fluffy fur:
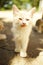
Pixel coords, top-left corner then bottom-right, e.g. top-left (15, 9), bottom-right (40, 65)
top-left (12, 5), bottom-right (36, 57)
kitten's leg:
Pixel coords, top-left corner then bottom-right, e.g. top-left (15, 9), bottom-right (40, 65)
top-left (20, 38), bottom-right (29, 57)
top-left (15, 39), bottom-right (21, 52)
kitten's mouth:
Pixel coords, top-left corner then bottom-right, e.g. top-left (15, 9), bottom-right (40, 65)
top-left (21, 23), bottom-right (26, 27)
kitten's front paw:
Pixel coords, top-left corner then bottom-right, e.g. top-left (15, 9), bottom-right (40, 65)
top-left (20, 51), bottom-right (27, 57)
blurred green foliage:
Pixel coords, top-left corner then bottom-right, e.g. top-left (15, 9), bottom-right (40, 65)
top-left (13, 0), bottom-right (30, 9)
top-left (29, 0), bottom-right (40, 7)
top-left (0, 0), bottom-right (40, 10)
top-left (0, 0), bottom-right (13, 10)
top-left (13, 0), bottom-right (40, 9)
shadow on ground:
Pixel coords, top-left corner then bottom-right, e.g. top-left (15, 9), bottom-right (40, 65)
top-left (27, 29), bottom-right (43, 58)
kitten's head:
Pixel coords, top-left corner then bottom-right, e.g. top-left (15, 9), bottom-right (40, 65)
top-left (13, 5), bottom-right (36, 27)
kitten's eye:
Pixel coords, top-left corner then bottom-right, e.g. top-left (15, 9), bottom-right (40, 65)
top-left (26, 19), bottom-right (29, 21)
top-left (19, 18), bottom-right (22, 20)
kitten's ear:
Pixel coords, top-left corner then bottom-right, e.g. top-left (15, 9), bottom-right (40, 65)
top-left (29, 7), bottom-right (36, 17)
top-left (12, 5), bottom-right (19, 15)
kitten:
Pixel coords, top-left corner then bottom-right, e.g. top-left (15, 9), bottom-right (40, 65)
top-left (12, 5), bottom-right (36, 57)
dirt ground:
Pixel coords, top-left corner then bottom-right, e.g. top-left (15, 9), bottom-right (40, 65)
top-left (0, 11), bottom-right (43, 65)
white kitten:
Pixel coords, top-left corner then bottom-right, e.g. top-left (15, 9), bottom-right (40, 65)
top-left (12, 5), bottom-right (36, 57)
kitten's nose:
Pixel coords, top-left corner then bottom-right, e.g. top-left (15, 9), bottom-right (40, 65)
top-left (21, 23), bottom-right (26, 27)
